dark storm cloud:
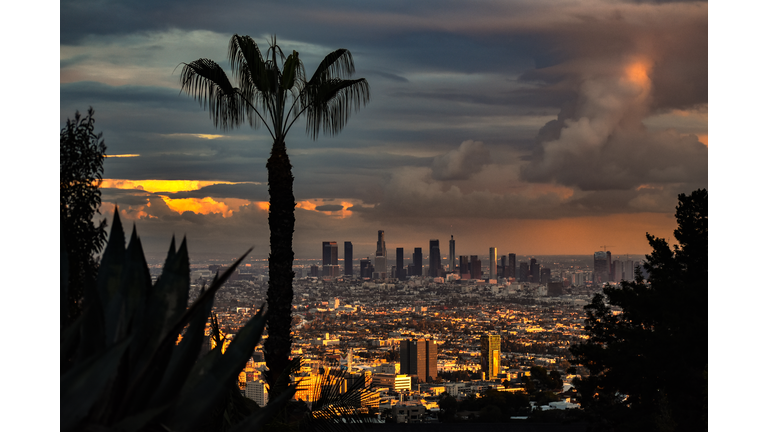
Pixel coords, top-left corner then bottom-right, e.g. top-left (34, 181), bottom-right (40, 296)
top-left (516, 4), bottom-right (707, 192)
top-left (167, 183), bottom-right (267, 201)
top-left (362, 70), bottom-right (409, 83)
top-left (63, 0), bottom-right (707, 257)
top-left (60, 81), bottom-right (195, 112)
top-left (432, 141), bottom-right (490, 181)
top-left (100, 188), bottom-right (155, 206)
top-left (315, 205), bottom-right (344, 212)
top-left (104, 155), bottom-right (267, 182)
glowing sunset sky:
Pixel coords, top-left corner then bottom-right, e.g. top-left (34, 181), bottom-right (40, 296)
top-left (60, 0), bottom-right (708, 260)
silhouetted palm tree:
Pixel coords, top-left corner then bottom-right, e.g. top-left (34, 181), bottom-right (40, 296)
top-left (180, 35), bottom-right (370, 395)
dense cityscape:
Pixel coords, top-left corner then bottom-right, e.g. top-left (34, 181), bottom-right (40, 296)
top-left (161, 230), bottom-right (647, 423)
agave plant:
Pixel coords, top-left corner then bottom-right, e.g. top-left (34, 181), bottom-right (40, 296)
top-left (60, 209), bottom-right (294, 432)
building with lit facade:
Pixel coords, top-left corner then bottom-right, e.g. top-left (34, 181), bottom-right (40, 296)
top-left (480, 334), bottom-right (501, 380)
top-left (489, 247), bottom-right (497, 280)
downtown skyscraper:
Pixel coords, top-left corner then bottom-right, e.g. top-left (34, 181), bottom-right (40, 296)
top-left (375, 230), bottom-right (387, 278)
top-left (489, 247), bottom-right (497, 280)
top-left (344, 241), bottom-right (353, 276)
top-left (449, 235), bottom-right (456, 273)
top-left (396, 247), bottom-right (406, 281)
top-left (411, 247), bottom-right (423, 276)
top-left (429, 239), bottom-right (441, 277)
top-left (322, 241), bottom-right (339, 277)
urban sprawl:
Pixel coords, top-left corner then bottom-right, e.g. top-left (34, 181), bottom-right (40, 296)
top-left (159, 231), bottom-right (645, 423)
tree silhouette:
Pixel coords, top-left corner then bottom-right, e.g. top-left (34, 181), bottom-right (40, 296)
top-left (570, 189), bottom-right (707, 431)
top-left (179, 35), bottom-right (369, 395)
top-left (60, 107), bottom-right (107, 326)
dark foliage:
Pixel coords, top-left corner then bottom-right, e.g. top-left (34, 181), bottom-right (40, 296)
top-left (456, 389), bottom-right (532, 421)
top-left (61, 209), bottom-right (294, 431)
top-left (570, 189), bottom-right (707, 431)
top-left (60, 107), bottom-right (107, 325)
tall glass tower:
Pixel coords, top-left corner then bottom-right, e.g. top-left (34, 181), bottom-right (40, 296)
top-left (429, 239), bottom-right (441, 277)
top-left (375, 230), bottom-right (387, 278)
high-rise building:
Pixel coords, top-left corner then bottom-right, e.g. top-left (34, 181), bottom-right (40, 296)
top-left (500, 255), bottom-right (507, 279)
top-left (449, 235), bottom-right (456, 273)
top-left (540, 267), bottom-right (551, 283)
top-left (322, 241), bottom-right (338, 266)
top-left (429, 240), bottom-right (441, 277)
top-left (594, 251), bottom-right (611, 284)
top-left (489, 247), bottom-right (497, 280)
top-left (459, 256), bottom-right (469, 277)
top-left (508, 254), bottom-right (516, 279)
top-left (470, 255), bottom-right (481, 279)
top-left (617, 258), bottom-right (635, 281)
top-left (344, 241), bottom-right (353, 276)
top-left (360, 258), bottom-right (372, 279)
top-left (396, 247), bottom-right (406, 281)
top-left (530, 258), bottom-right (539, 283)
top-left (412, 248), bottom-right (423, 276)
top-left (322, 241), bottom-right (339, 277)
top-left (374, 231), bottom-right (387, 278)
top-left (399, 339), bottom-right (438, 383)
top-left (519, 262), bottom-right (529, 282)
top-left (480, 334), bottom-right (501, 380)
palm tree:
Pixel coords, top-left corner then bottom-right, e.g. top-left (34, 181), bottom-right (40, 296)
top-left (179, 34), bottom-right (370, 395)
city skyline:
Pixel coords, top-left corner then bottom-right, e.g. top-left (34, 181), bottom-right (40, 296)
top-left (60, 1), bottom-right (707, 260)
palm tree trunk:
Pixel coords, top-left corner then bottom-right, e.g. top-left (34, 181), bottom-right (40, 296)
top-left (264, 137), bottom-right (295, 396)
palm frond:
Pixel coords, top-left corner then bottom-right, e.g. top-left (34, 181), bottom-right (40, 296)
top-left (304, 78), bottom-right (370, 139)
top-left (228, 35), bottom-right (270, 96)
top-left (308, 49), bottom-right (356, 84)
top-left (303, 367), bottom-right (377, 432)
top-left (179, 59), bottom-right (245, 130)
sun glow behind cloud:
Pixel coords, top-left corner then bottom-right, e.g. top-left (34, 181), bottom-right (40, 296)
top-left (101, 179), bottom-right (251, 193)
top-left (159, 196), bottom-right (250, 218)
top-left (102, 179), bottom-right (360, 219)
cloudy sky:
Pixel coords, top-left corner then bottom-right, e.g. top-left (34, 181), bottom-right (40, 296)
top-left (60, 0), bottom-right (708, 261)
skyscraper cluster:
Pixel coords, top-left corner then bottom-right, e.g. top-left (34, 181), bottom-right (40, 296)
top-left (318, 230), bottom-right (533, 283)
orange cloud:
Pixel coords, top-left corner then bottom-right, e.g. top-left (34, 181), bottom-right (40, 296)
top-left (296, 201), bottom-right (317, 211)
top-left (624, 59), bottom-right (652, 92)
top-left (160, 196), bottom-right (235, 217)
top-left (101, 179), bottom-right (246, 193)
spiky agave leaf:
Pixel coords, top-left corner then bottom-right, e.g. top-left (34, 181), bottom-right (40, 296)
top-left (116, 247), bottom-right (253, 423)
top-left (61, 337), bottom-right (132, 432)
top-left (164, 304), bottom-right (269, 431)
